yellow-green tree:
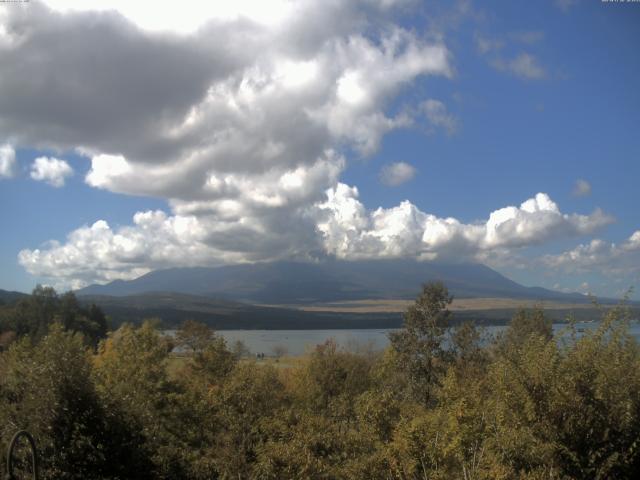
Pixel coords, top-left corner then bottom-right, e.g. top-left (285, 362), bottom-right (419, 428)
top-left (0, 324), bottom-right (141, 480)
top-left (389, 281), bottom-right (452, 406)
top-left (93, 321), bottom-right (183, 479)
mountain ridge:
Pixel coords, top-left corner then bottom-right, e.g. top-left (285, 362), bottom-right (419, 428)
top-left (0, 289), bottom-right (29, 305)
top-left (76, 259), bottom-right (590, 304)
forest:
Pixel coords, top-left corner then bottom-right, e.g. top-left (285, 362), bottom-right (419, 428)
top-left (0, 283), bottom-right (639, 479)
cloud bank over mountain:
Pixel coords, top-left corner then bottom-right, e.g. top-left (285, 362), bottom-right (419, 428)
top-left (1, 1), bottom-right (621, 289)
top-left (19, 188), bottom-right (613, 289)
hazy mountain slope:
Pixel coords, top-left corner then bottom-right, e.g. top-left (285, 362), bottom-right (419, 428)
top-left (0, 289), bottom-right (29, 305)
top-left (77, 260), bottom-right (588, 304)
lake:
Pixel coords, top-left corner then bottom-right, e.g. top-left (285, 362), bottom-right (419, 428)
top-left (167, 321), bottom-right (640, 357)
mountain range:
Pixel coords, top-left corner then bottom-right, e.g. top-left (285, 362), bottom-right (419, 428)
top-left (77, 259), bottom-right (588, 304)
top-left (3, 261), bottom-right (631, 329)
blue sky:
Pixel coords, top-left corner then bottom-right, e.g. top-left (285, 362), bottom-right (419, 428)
top-left (0, 0), bottom-right (639, 299)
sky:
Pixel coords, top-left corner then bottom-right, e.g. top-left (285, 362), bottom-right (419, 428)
top-left (0, 0), bottom-right (639, 299)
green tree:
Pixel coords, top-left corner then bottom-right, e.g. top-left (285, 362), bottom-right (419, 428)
top-left (231, 339), bottom-right (251, 359)
top-left (187, 335), bottom-right (236, 386)
top-left (496, 306), bottom-right (552, 353)
top-left (389, 281), bottom-right (453, 406)
top-left (12, 285), bottom-right (59, 341)
top-left (93, 321), bottom-right (184, 478)
top-left (0, 287), bottom-right (108, 347)
top-left (450, 321), bottom-right (488, 382)
top-left (0, 324), bottom-right (145, 480)
top-left (292, 339), bottom-right (373, 420)
top-left (175, 319), bottom-right (213, 354)
top-left (58, 292), bottom-right (108, 347)
top-left (214, 362), bottom-right (286, 478)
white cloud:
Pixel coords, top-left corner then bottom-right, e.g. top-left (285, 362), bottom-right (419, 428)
top-left (627, 231), bottom-right (640, 250)
top-left (316, 188), bottom-right (613, 262)
top-left (573, 178), bottom-right (591, 197)
top-left (30, 156), bottom-right (73, 187)
top-left (40, 0), bottom-right (366, 34)
top-left (19, 215), bottom-right (214, 289)
top-left (542, 230), bottom-right (640, 278)
top-left (492, 53), bottom-right (546, 80)
top-left (0, 1), bottom-right (451, 168)
top-left (3, 1), bottom-right (456, 284)
top-left (19, 188), bottom-right (615, 288)
top-left (0, 144), bottom-right (16, 178)
top-left (379, 162), bottom-right (416, 186)
top-left (420, 99), bottom-right (458, 135)
top-left (3, 1), bottom-right (617, 289)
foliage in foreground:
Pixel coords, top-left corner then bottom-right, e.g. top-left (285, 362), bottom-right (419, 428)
top-left (1, 283), bottom-right (639, 479)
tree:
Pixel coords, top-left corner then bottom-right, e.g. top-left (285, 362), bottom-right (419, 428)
top-left (0, 288), bottom-right (108, 347)
top-left (0, 324), bottom-right (143, 480)
top-left (292, 339), bottom-right (373, 417)
top-left (175, 319), bottom-right (214, 354)
top-left (450, 321), bottom-right (488, 381)
top-left (231, 339), bottom-right (251, 359)
top-left (188, 335), bottom-right (237, 385)
top-left (93, 321), bottom-right (181, 478)
top-left (58, 293), bottom-right (109, 348)
top-left (389, 281), bottom-right (452, 406)
top-left (499, 306), bottom-right (552, 348)
top-left (11, 285), bottom-right (59, 341)
top-left (214, 363), bottom-right (286, 478)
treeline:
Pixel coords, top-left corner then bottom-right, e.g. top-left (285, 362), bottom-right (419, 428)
top-left (0, 285), bottom-right (108, 348)
top-left (1, 283), bottom-right (640, 479)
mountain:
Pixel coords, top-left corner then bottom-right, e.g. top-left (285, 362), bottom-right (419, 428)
top-left (77, 259), bottom-right (588, 304)
top-left (0, 289), bottom-right (29, 305)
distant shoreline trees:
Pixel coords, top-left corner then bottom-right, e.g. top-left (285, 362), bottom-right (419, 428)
top-left (0, 285), bottom-right (108, 349)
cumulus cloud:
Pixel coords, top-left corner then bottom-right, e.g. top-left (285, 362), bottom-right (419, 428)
top-left (573, 178), bottom-right (591, 197)
top-left (379, 162), bottom-right (417, 186)
top-left (1, 1), bottom-right (451, 190)
top-left (0, 144), bottom-right (16, 178)
top-left (5, 1), bottom-right (616, 289)
top-left (30, 156), bottom-right (73, 187)
top-left (316, 188), bottom-right (613, 262)
top-left (19, 214), bottom-right (225, 290)
top-left (492, 53), bottom-right (546, 80)
top-left (39, 0), bottom-right (296, 34)
top-left (4, 1), bottom-right (455, 285)
top-left (0, 1), bottom-right (450, 169)
top-left (19, 189), bottom-right (614, 288)
top-left (542, 230), bottom-right (640, 278)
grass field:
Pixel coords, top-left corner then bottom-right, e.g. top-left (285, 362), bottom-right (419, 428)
top-left (262, 297), bottom-right (603, 314)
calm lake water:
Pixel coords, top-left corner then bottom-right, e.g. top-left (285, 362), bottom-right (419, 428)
top-left (167, 321), bottom-right (640, 357)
